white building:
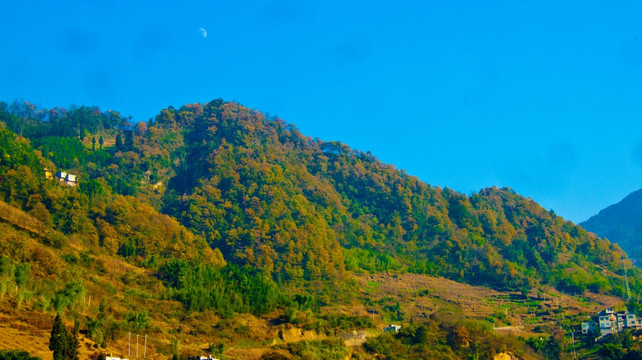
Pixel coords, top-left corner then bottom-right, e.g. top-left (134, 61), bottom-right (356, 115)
top-left (55, 171), bottom-right (78, 186)
top-left (66, 173), bottom-right (77, 186)
top-left (589, 308), bottom-right (640, 337)
top-left (384, 324), bottom-right (402, 333)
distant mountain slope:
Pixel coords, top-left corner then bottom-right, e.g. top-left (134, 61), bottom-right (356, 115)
top-left (581, 189), bottom-right (642, 263)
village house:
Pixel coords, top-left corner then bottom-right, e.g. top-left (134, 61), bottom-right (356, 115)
top-left (55, 171), bottom-right (78, 186)
top-left (66, 173), bottom-right (77, 186)
top-left (384, 324), bottom-right (402, 333)
top-left (581, 321), bottom-right (596, 335)
top-left (582, 307), bottom-right (640, 338)
top-left (186, 355), bottom-right (219, 360)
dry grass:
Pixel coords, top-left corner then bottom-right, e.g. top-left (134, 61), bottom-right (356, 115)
top-left (0, 310), bottom-right (101, 360)
top-left (0, 268), bottom-right (626, 359)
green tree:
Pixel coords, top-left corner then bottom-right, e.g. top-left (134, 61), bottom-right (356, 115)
top-left (0, 350), bottom-right (42, 360)
top-left (545, 332), bottom-right (564, 360)
top-left (98, 135), bottom-right (104, 150)
top-left (69, 321), bottom-right (80, 360)
top-left (13, 263), bottom-right (30, 287)
top-left (92, 136), bottom-right (96, 151)
top-left (115, 133), bottom-right (122, 149)
top-left (600, 343), bottom-right (624, 360)
top-left (49, 314), bottom-right (69, 360)
top-left (124, 130), bottom-right (134, 148)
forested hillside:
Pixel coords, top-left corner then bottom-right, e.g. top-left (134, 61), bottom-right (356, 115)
top-left (0, 99), bottom-right (637, 297)
top-left (0, 99), bottom-right (639, 359)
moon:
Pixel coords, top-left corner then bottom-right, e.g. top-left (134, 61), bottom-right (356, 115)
top-left (199, 27), bottom-right (207, 39)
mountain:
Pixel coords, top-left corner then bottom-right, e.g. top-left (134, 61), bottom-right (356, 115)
top-left (581, 189), bottom-right (642, 263)
top-left (0, 99), bottom-right (637, 296)
top-left (0, 99), bottom-right (638, 359)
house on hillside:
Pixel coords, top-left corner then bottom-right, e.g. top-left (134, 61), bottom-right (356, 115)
top-left (55, 171), bottom-right (78, 186)
top-left (66, 173), bottom-right (77, 186)
top-left (581, 321), bottom-right (596, 335)
top-left (582, 307), bottom-right (640, 338)
top-left (384, 324), bottom-right (402, 333)
top-left (44, 167), bottom-right (53, 180)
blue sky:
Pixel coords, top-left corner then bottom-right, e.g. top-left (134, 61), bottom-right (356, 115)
top-left (1, 1), bottom-right (641, 222)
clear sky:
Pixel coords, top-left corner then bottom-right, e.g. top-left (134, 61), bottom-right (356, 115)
top-left (1, 1), bottom-right (641, 223)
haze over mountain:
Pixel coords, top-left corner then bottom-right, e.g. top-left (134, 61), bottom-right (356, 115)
top-left (581, 189), bottom-right (642, 264)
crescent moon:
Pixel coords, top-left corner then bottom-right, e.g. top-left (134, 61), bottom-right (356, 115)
top-left (199, 27), bottom-right (207, 39)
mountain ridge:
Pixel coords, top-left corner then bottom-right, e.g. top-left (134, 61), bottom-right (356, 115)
top-left (581, 188), bottom-right (642, 263)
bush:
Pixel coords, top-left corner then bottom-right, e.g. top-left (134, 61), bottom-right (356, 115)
top-left (260, 352), bottom-right (288, 360)
top-left (600, 343), bottom-right (624, 360)
top-left (0, 350), bottom-right (41, 360)
top-left (285, 339), bottom-right (347, 360)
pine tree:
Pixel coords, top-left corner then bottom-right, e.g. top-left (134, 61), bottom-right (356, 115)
top-left (115, 133), bottom-right (122, 150)
top-left (67, 320), bottom-right (80, 360)
top-left (99, 135), bottom-right (104, 150)
top-left (49, 314), bottom-right (69, 360)
top-left (124, 130), bottom-right (134, 148)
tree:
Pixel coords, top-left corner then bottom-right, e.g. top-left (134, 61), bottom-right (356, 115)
top-left (623, 350), bottom-right (642, 360)
top-left (92, 137), bottom-right (96, 151)
top-left (545, 331), bottom-right (564, 360)
top-left (448, 325), bottom-right (471, 349)
top-left (13, 263), bottom-right (30, 287)
top-left (48, 315), bottom-right (78, 360)
top-left (98, 135), bottom-right (104, 150)
top-left (69, 321), bottom-right (80, 360)
top-left (124, 130), bottom-right (134, 148)
top-left (115, 133), bottom-right (122, 150)
top-left (0, 350), bottom-right (42, 360)
top-left (600, 343), bottom-right (624, 360)
top-left (49, 314), bottom-right (69, 360)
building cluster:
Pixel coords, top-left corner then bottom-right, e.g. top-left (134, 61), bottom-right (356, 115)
top-left (582, 307), bottom-right (640, 338)
top-left (44, 168), bottom-right (77, 186)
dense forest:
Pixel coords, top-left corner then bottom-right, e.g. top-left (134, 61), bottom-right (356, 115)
top-left (0, 99), bottom-right (639, 359)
